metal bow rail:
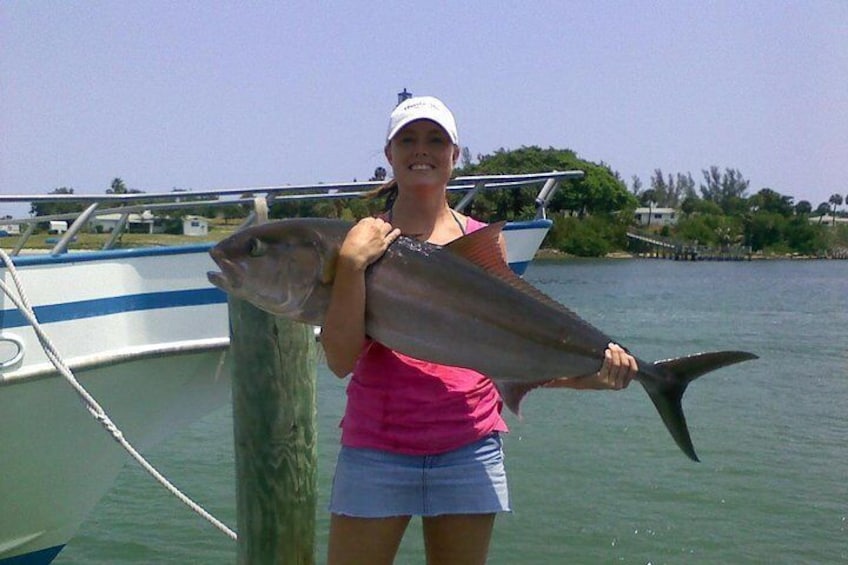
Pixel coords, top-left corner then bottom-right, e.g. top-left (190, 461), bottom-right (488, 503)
top-left (0, 171), bottom-right (584, 256)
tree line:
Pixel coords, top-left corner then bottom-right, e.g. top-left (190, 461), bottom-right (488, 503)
top-left (628, 165), bottom-right (847, 256)
top-left (30, 178), bottom-right (248, 234)
top-left (455, 147), bottom-right (847, 257)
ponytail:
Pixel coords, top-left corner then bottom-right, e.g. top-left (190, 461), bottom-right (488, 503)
top-left (363, 178), bottom-right (399, 212)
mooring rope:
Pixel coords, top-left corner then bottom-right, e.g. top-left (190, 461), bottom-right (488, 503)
top-left (0, 248), bottom-right (237, 541)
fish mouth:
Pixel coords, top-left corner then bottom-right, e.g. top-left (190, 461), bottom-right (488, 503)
top-left (207, 253), bottom-right (244, 291)
top-left (207, 270), bottom-right (232, 291)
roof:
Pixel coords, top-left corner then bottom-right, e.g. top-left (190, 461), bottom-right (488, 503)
top-left (634, 207), bottom-right (677, 214)
top-left (93, 211), bottom-right (155, 222)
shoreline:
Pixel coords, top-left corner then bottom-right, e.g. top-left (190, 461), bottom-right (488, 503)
top-left (5, 245), bottom-right (845, 262)
top-left (534, 248), bottom-right (847, 261)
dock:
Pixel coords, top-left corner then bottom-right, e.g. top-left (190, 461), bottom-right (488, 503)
top-left (626, 232), bottom-right (752, 261)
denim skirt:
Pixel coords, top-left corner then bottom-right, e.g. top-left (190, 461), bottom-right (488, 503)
top-left (329, 433), bottom-right (510, 517)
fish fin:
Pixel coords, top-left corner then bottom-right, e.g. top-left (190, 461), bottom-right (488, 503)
top-left (496, 379), bottom-right (553, 418)
top-left (645, 350), bottom-right (758, 462)
top-left (321, 249), bottom-right (339, 285)
top-left (445, 221), bottom-right (514, 278)
top-left (445, 222), bottom-right (585, 317)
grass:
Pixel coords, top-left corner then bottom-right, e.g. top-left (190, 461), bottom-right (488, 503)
top-left (0, 222), bottom-right (242, 252)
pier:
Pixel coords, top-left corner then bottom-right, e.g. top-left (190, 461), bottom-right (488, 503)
top-left (626, 232), bottom-right (752, 261)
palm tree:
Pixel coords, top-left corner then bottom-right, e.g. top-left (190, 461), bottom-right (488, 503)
top-left (815, 202), bottom-right (830, 224)
top-left (108, 178), bottom-right (128, 194)
top-left (640, 189), bottom-right (657, 228)
top-left (794, 200), bottom-right (812, 216)
top-left (829, 193), bottom-right (844, 225)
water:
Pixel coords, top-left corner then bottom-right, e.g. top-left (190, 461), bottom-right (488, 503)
top-left (55, 259), bottom-right (848, 564)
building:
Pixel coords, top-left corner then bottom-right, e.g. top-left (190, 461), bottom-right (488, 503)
top-left (634, 207), bottom-right (677, 227)
top-left (0, 223), bottom-right (21, 236)
top-left (183, 216), bottom-right (209, 237)
top-left (49, 221), bottom-right (68, 234)
top-left (89, 211), bottom-right (158, 234)
top-left (809, 215), bottom-right (848, 226)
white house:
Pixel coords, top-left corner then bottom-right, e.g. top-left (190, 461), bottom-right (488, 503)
top-left (90, 214), bottom-right (125, 233)
top-left (0, 223), bottom-right (21, 236)
top-left (183, 216), bottom-right (209, 237)
top-left (49, 221), bottom-right (68, 234)
top-left (90, 211), bottom-right (156, 234)
top-left (634, 207), bottom-right (678, 227)
top-left (809, 215), bottom-right (848, 225)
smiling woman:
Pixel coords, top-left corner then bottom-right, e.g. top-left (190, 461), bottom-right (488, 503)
top-left (318, 96), bottom-right (513, 565)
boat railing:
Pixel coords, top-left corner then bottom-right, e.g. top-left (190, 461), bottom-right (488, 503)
top-left (0, 170), bottom-right (584, 256)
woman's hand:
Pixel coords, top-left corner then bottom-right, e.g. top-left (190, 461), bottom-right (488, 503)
top-left (595, 342), bottom-right (638, 390)
top-left (339, 217), bottom-right (402, 271)
top-left (542, 342), bottom-right (638, 390)
top-left (321, 217), bottom-right (401, 378)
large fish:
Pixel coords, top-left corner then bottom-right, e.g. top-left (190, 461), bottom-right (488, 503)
top-left (208, 218), bottom-right (757, 461)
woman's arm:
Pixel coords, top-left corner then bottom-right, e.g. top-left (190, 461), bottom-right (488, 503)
top-left (320, 217), bottom-right (400, 378)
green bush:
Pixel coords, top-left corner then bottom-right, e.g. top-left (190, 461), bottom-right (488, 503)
top-left (548, 215), bottom-right (613, 257)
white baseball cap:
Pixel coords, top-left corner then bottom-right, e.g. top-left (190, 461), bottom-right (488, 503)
top-left (386, 96), bottom-right (459, 145)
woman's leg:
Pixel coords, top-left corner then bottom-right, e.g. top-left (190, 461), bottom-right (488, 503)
top-left (422, 513), bottom-right (496, 565)
top-left (327, 514), bottom-right (411, 565)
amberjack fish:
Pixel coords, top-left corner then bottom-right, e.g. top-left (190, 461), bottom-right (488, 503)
top-left (208, 218), bottom-right (757, 461)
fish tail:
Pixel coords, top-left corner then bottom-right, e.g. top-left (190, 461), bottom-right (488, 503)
top-left (645, 350), bottom-right (758, 462)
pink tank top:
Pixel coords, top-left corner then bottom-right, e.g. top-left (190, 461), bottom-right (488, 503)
top-left (339, 216), bottom-right (508, 455)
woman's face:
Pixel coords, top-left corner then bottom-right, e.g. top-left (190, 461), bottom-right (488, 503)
top-left (385, 119), bottom-right (459, 191)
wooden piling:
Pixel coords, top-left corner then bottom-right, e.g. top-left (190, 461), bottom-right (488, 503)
top-left (229, 297), bottom-right (317, 565)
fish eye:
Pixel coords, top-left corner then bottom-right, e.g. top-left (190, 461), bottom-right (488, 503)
top-left (248, 238), bottom-right (267, 257)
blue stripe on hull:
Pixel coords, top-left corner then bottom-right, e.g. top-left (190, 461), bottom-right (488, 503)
top-left (509, 260), bottom-right (531, 276)
top-left (501, 218), bottom-right (552, 231)
top-left (0, 288), bottom-right (227, 329)
top-left (0, 546), bottom-right (64, 565)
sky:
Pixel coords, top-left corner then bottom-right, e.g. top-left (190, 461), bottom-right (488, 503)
top-left (2, 1), bottom-right (846, 218)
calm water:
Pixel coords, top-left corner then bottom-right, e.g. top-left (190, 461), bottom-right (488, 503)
top-left (55, 260), bottom-right (848, 564)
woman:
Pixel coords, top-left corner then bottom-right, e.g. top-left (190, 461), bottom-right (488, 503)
top-left (320, 96), bottom-right (637, 565)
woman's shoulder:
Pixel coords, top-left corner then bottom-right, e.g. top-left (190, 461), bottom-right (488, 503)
top-left (456, 213), bottom-right (507, 259)
top-left (459, 214), bottom-right (487, 233)
top-left (466, 216), bottom-right (487, 232)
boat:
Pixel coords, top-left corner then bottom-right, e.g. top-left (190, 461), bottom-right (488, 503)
top-left (0, 171), bottom-right (582, 564)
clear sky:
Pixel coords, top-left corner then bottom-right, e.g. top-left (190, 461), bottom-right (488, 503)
top-left (2, 1), bottom-right (846, 218)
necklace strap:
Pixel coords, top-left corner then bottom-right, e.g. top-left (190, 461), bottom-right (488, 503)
top-left (449, 209), bottom-right (466, 235)
top-left (386, 207), bottom-right (466, 237)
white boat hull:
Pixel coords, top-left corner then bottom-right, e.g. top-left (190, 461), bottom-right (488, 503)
top-left (0, 349), bottom-right (229, 564)
top-left (503, 219), bottom-right (551, 275)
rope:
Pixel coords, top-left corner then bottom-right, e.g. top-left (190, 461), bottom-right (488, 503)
top-left (0, 248), bottom-right (237, 541)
